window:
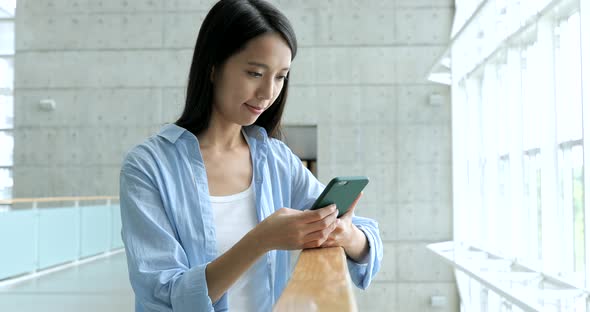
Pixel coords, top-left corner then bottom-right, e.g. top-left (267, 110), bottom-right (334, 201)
top-left (521, 39), bottom-right (543, 266)
top-left (554, 11), bottom-right (584, 283)
top-left (523, 149), bottom-right (542, 262)
top-left (433, 0), bottom-right (590, 310)
top-left (0, 0), bottom-right (14, 203)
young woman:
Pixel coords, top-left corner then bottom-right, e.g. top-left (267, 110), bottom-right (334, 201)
top-left (119, 0), bottom-right (383, 311)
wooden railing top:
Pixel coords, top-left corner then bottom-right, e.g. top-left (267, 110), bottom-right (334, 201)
top-left (0, 196), bottom-right (119, 205)
top-left (274, 247), bottom-right (357, 312)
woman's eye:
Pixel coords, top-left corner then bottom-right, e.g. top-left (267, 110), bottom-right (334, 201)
top-left (276, 75), bottom-right (287, 81)
top-left (247, 71), bottom-right (262, 78)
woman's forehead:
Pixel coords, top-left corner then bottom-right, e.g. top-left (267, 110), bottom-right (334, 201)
top-left (233, 33), bottom-right (292, 70)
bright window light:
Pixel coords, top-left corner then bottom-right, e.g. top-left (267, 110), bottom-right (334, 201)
top-left (0, 130), bottom-right (12, 166)
top-left (0, 58), bottom-right (13, 89)
top-left (0, 21), bottom-right (14, 55)
top-left (442, 0), bottom-right (590, 310)
top-left (0, 0), bottom-right (13, 202)
top-left (0, 0), bottom-right (16, 17)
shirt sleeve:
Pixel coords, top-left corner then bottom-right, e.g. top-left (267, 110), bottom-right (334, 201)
top-left (120, 153), bottom-right (219, 312)
top-left (346, 215), bottom-right (383, 290)
top-left (287, 145), bottom-right (324, 211)
top-left (285, 143), bottom-right (383, 290)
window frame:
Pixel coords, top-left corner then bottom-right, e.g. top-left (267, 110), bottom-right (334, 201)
top-left (0, 4), bottom-right (13, 201)
top-left (440, 0), bottom-right (590, 310)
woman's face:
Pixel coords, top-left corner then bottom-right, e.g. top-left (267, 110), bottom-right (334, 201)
top-left (211, 32), bottom-right (292, 127)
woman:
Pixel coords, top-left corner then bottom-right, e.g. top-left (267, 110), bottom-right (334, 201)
top-left (119, 0), bottom-right (383, 311)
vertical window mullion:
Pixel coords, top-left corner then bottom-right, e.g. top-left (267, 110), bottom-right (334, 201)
top-left (572, 144), bottom-right (585, 277)
top-left (0, 5), bottom-right (13, 202)
top-left (538, 14), bottom-right (560, 274)
top-left (484, 63), bottom-right (501, 255)
top-left (523, 150), bottom-right (542, 269)
top-left (579, 0), bottom-right (590, 289)
top-left (452, 80), bottom-right (469, 244)
top-left (496, 63), bottom-right (512, 257)
top-left (535, 153), bottom-right (543, 265)
top-left (507, 46), bottom-right (525, 260)
top-left (562, 146), bottom-right (575, 274)
top-left (466, 77), bottom-right (485, 249)
top-left (554, 10), bottom-right (585, 283)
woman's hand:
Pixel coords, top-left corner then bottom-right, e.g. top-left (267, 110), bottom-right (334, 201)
top-left (320, 193), bottom-right (370, 263)
top-left (207, 206), bottom-right (336, 303)
top-left (252, 204), bottom-right (339, 252)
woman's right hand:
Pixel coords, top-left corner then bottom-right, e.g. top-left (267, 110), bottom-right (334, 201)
top-left (251, 205), bottom-right (339, 251)
top-left (205, 205), bottom-right (338, 303)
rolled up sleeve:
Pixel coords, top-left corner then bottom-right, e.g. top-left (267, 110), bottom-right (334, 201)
top-left (347, 216), bottom-right (383, 289)
top-left (120, 155), bottom-right (218, 312)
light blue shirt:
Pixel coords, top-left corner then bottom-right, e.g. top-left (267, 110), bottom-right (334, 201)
top-left (119, 123), bottom-right (383, 312)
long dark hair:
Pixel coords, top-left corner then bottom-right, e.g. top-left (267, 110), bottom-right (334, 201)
top-left (175, 0), bottom-right (298, 139)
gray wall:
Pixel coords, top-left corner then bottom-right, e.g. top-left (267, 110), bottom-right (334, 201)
top-left (14, 0), bottom-right (456, 310)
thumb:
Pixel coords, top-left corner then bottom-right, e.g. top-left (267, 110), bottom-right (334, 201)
top-left (341, 205), bottom-right (356, 219)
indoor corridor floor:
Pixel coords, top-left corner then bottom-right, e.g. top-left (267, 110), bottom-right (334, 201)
top-left (0, 251), bottom-right (134, 312)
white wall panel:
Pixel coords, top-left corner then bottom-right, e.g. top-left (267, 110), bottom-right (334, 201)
top-left (397, 124), bottom-right (451, 163)
top-left (163, 13), bottom-right (206, 48)
top-left (354, 282), bottom-right (397, 311)
top-left (160, 88), bottom-right (185, 122)
top-left (378, 202), bottom-right (398, 241)
top-left (284, 9), bottom-right (319, 46)
top-left (396, 46), bottom-right (446, 83)
top-left (91, 14), bottom-right (163, 49)
top-left (397, 242), bottom-right (455, 282)
top-left (359, 86), bottom-right (397, 123)
top-left (397, 162), bottom-right (452, 203)
top-left (88, 0), bottom-right (164, 13)
top-left (360, 124), bottom-right (398, 164)
top-left (318, 9), bottom-right (396, 45)
top-left (397, 84), bottom-right (451, 123)
top-left (395, 8), bottom-right (453, 44)
top-left (164, 0), bottom-right (217, 11)
top-left (395, 0), bottom-right (454, 8)
top-left (282, 86), bottom-right (320, 125)
top-left (397, 283), bottom-right (459, 311)
top-left (375, 242), bottom-right (397, 281)
top-left (397, 202), bottom-right (453, 240)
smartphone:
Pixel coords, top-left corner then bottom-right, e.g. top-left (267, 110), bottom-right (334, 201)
top-left (310, 176), bottom-right (369, 217)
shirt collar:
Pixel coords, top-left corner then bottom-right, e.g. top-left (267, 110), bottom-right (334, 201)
top-left (244, 125), bottom-right (269, 142)
top-left (156, 123), bottom-right (269, 144)
top-left (157, 123), bottom-right (186, 144)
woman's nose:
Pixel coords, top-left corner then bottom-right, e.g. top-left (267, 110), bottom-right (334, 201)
top-left (256, 79), bottom-right (274, 100)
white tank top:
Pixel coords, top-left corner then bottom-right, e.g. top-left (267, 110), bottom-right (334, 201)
top-left (210, 182), bottom-right (268, 311)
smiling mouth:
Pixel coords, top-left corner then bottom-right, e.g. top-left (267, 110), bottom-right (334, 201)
top-left (245, 103), bottom-right (265, 110)
top-left (244, 103), bottom-right (266, 115)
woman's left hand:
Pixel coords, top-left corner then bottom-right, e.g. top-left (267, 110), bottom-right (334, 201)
top-left (319, 193), bottom-right (369, 262)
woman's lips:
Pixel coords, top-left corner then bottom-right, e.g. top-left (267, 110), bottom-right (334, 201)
top-left (245, 103), bottom-right (264, 115)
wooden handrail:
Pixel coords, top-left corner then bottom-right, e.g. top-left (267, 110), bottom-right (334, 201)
top-left (0, 196), bottom-right (119, 205)
top-left (273, 247), bottom-right (357, 312)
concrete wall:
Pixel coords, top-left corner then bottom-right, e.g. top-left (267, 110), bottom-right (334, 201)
top-left (14, 0), bottom-right (456, 310)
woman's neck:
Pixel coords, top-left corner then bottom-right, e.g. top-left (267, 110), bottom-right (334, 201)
top-left (197, 116), bottom-right (245, 151)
